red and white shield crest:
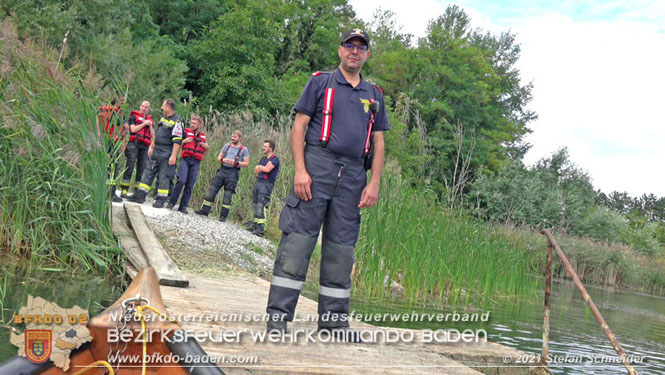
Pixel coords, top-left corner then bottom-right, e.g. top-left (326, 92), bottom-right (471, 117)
top-left (25, 329), bottom-right (52, 363)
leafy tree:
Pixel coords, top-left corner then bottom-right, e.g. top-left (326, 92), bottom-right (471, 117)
top-left (276, 0), bottom-right (354, 75)
top-left (413, 6), bottom-right (534, 175)
top-left (147, 0), bottom-right (228, 44)
top-left (189, 0), bottom-right (284, 114)
top-left (189, 0), bottom-right (356, 114)
top-left (364, 9), bottom-right (417, 103)
top-left (1, 0), bottom-right (188, 106)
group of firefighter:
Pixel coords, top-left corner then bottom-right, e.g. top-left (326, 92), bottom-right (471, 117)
top-left (98, 97), bottom-right (280, 237)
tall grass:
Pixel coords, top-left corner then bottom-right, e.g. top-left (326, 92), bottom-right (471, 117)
top-left (0, 21), bottom-right (121, 271)
top-left (355, 173), bottom-right (541, 305)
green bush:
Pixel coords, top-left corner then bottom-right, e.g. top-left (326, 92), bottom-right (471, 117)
top-left (572, 206), bottom-right (628, 244)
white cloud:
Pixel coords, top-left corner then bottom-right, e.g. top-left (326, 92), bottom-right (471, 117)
top-left (508, 15), bottom-right (665, 196)
top-left (348, 0), bottom-right (448, 39)
top-left (349, 0), bottom-right (665, 197)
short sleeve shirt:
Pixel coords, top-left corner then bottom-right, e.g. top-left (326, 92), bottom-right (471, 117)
top-left (294, 69), bottom-right (390, 159)
top-left (221, 144), bottom-right (250, 166)
top-left (154, 113), bottom-right (183, 150)
top-left (257, 155), bottom-right (280, 183)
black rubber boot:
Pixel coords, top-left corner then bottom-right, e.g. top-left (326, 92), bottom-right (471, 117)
top-left (252, 224), bottom-right (265, 237)
top-left (266, 316), bottom-right (287, 334)
top-left (219, 207), bottom-right (230, 222)
top-left (195, 205), bottom-right (211, 216)
top-left (244, 221), bottom-right (256, 231)
top-left (127, 190), bottom-right (147, 204)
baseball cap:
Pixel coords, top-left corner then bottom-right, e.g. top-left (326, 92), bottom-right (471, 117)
top-left (341, 28), bottom-right (370, 47)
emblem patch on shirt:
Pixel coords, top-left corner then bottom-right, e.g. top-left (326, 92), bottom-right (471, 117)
top-left (360, 99), bottom-right (371, 113)
top-left (173, 122), bottom-right (183, 138)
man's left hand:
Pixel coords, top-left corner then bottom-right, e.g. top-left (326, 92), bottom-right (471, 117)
top-left (358, 182), bottom-right (379, 208)
top-left (168, 155), bottom-right (176, 166)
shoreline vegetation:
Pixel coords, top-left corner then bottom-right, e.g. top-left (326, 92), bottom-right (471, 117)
top-left (1, 0), bottom-right (665, 325)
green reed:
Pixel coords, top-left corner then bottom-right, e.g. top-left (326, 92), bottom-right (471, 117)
top-left (355, 173), bottom-right (541, 305)
top-left (0, 29), bottom-right (121, 271)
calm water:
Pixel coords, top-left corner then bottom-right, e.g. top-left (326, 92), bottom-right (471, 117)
top-left (0, 269), bottom-right (125, 363)
top-left (352, 281), bottom-right (665, 375)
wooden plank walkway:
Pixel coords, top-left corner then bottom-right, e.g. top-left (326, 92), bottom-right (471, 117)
top-left (112, 203), bottom-right (543, 375)
top-left (160, 272), bottom-right (537, 375)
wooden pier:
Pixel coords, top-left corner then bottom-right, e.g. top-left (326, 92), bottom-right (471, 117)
top-left (113, 202), bottom-right (544, 375)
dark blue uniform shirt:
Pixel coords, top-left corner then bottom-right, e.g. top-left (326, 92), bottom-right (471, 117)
top-left (154, 113), bottom-right (183, 155)
top-left (294, 70), bottom-right (390, 159)
top-left (257, 155), bottom-right (280, 183)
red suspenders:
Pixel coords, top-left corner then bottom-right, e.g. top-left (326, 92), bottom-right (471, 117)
top-left (319, 71), bottom-right (337, 147)
top-left (363, 99), bottom-right (375, 156)
top-left (318, 69), bottom-right (379, 156)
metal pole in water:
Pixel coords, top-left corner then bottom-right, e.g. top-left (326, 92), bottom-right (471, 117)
top-left (540, 229), bottom-right (638, 375)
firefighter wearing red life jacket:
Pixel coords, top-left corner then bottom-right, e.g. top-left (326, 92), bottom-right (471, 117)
top-left (98, 98), bottom-right (124, 142)
top-left (127, 98), bottom-right (183, 208)
top-left (97, 96), bottom-right (126, 203)
top-left (120, 100), bottom-right (154, 198)
top-left (167, 115), bottom-right (208, 213)
top-left (195, 130), bottom-right (249, 222)
top-left (266, 29), bottom-right (390, 339)
top-left (244, 140), bottom-right (280, 237)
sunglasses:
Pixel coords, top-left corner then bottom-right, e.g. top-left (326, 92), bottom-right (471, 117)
top-left (341, 43), bottom-right (368, 52)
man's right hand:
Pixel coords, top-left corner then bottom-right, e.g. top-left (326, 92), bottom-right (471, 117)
top-left (294, 170), bottom-right (312, 200)
top-left (148, 145), bottom-right (154, 158)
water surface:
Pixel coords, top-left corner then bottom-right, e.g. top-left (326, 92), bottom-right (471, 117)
top-left (352, 281), bottom-right (665, 375)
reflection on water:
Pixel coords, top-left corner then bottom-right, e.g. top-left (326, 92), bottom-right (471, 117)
top-left (0, 269), bottom-right (125, 362)
top-left (352, 281), bottom-right (665, 375)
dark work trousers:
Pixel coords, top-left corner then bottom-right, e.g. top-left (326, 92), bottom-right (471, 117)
top-left (107, 141), bottom-right (121, 199)
top-left (168, 157), bottom-right (201, 209)
top-left (252, 178), bottom-right (274, 225)
top-left (201, 166), bottom-right (240, 219)
top-left (133, 147), bottom-right (176, 202)
top-left (120, 141), bottom-right (149, 194)
top-left (266, 144), bottom-right (366, 328)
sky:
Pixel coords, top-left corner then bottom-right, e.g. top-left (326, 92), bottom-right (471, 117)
top-left (348, 0), bottom-right (665, 198)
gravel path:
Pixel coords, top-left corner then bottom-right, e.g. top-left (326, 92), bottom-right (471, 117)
top-left (127, 199), bottom-right (276, 277)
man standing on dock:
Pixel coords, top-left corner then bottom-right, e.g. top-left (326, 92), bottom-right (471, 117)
top-left (167, 115), bottom-right (208, 213)
top-left (245, 139), bottom-right (280, 237)
top-left (127, 98), bottom-right (183, 207)
top-left (194, 130), bottom-right (249, 222)
top-left (120, 100), bottom-right (154, 198)
top-left (265, 29), bottom-right (389, 338)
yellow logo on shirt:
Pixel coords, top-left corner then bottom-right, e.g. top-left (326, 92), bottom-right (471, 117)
top-left (360, 99), bottom-right (371, 113)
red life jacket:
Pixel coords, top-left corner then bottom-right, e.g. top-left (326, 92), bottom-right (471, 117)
top-left (98, 105), bottom-right (120, 137)
top-left (181, 129), bottom-right (207, 160)
top-left (128, 110), bottom-right (153, 146)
